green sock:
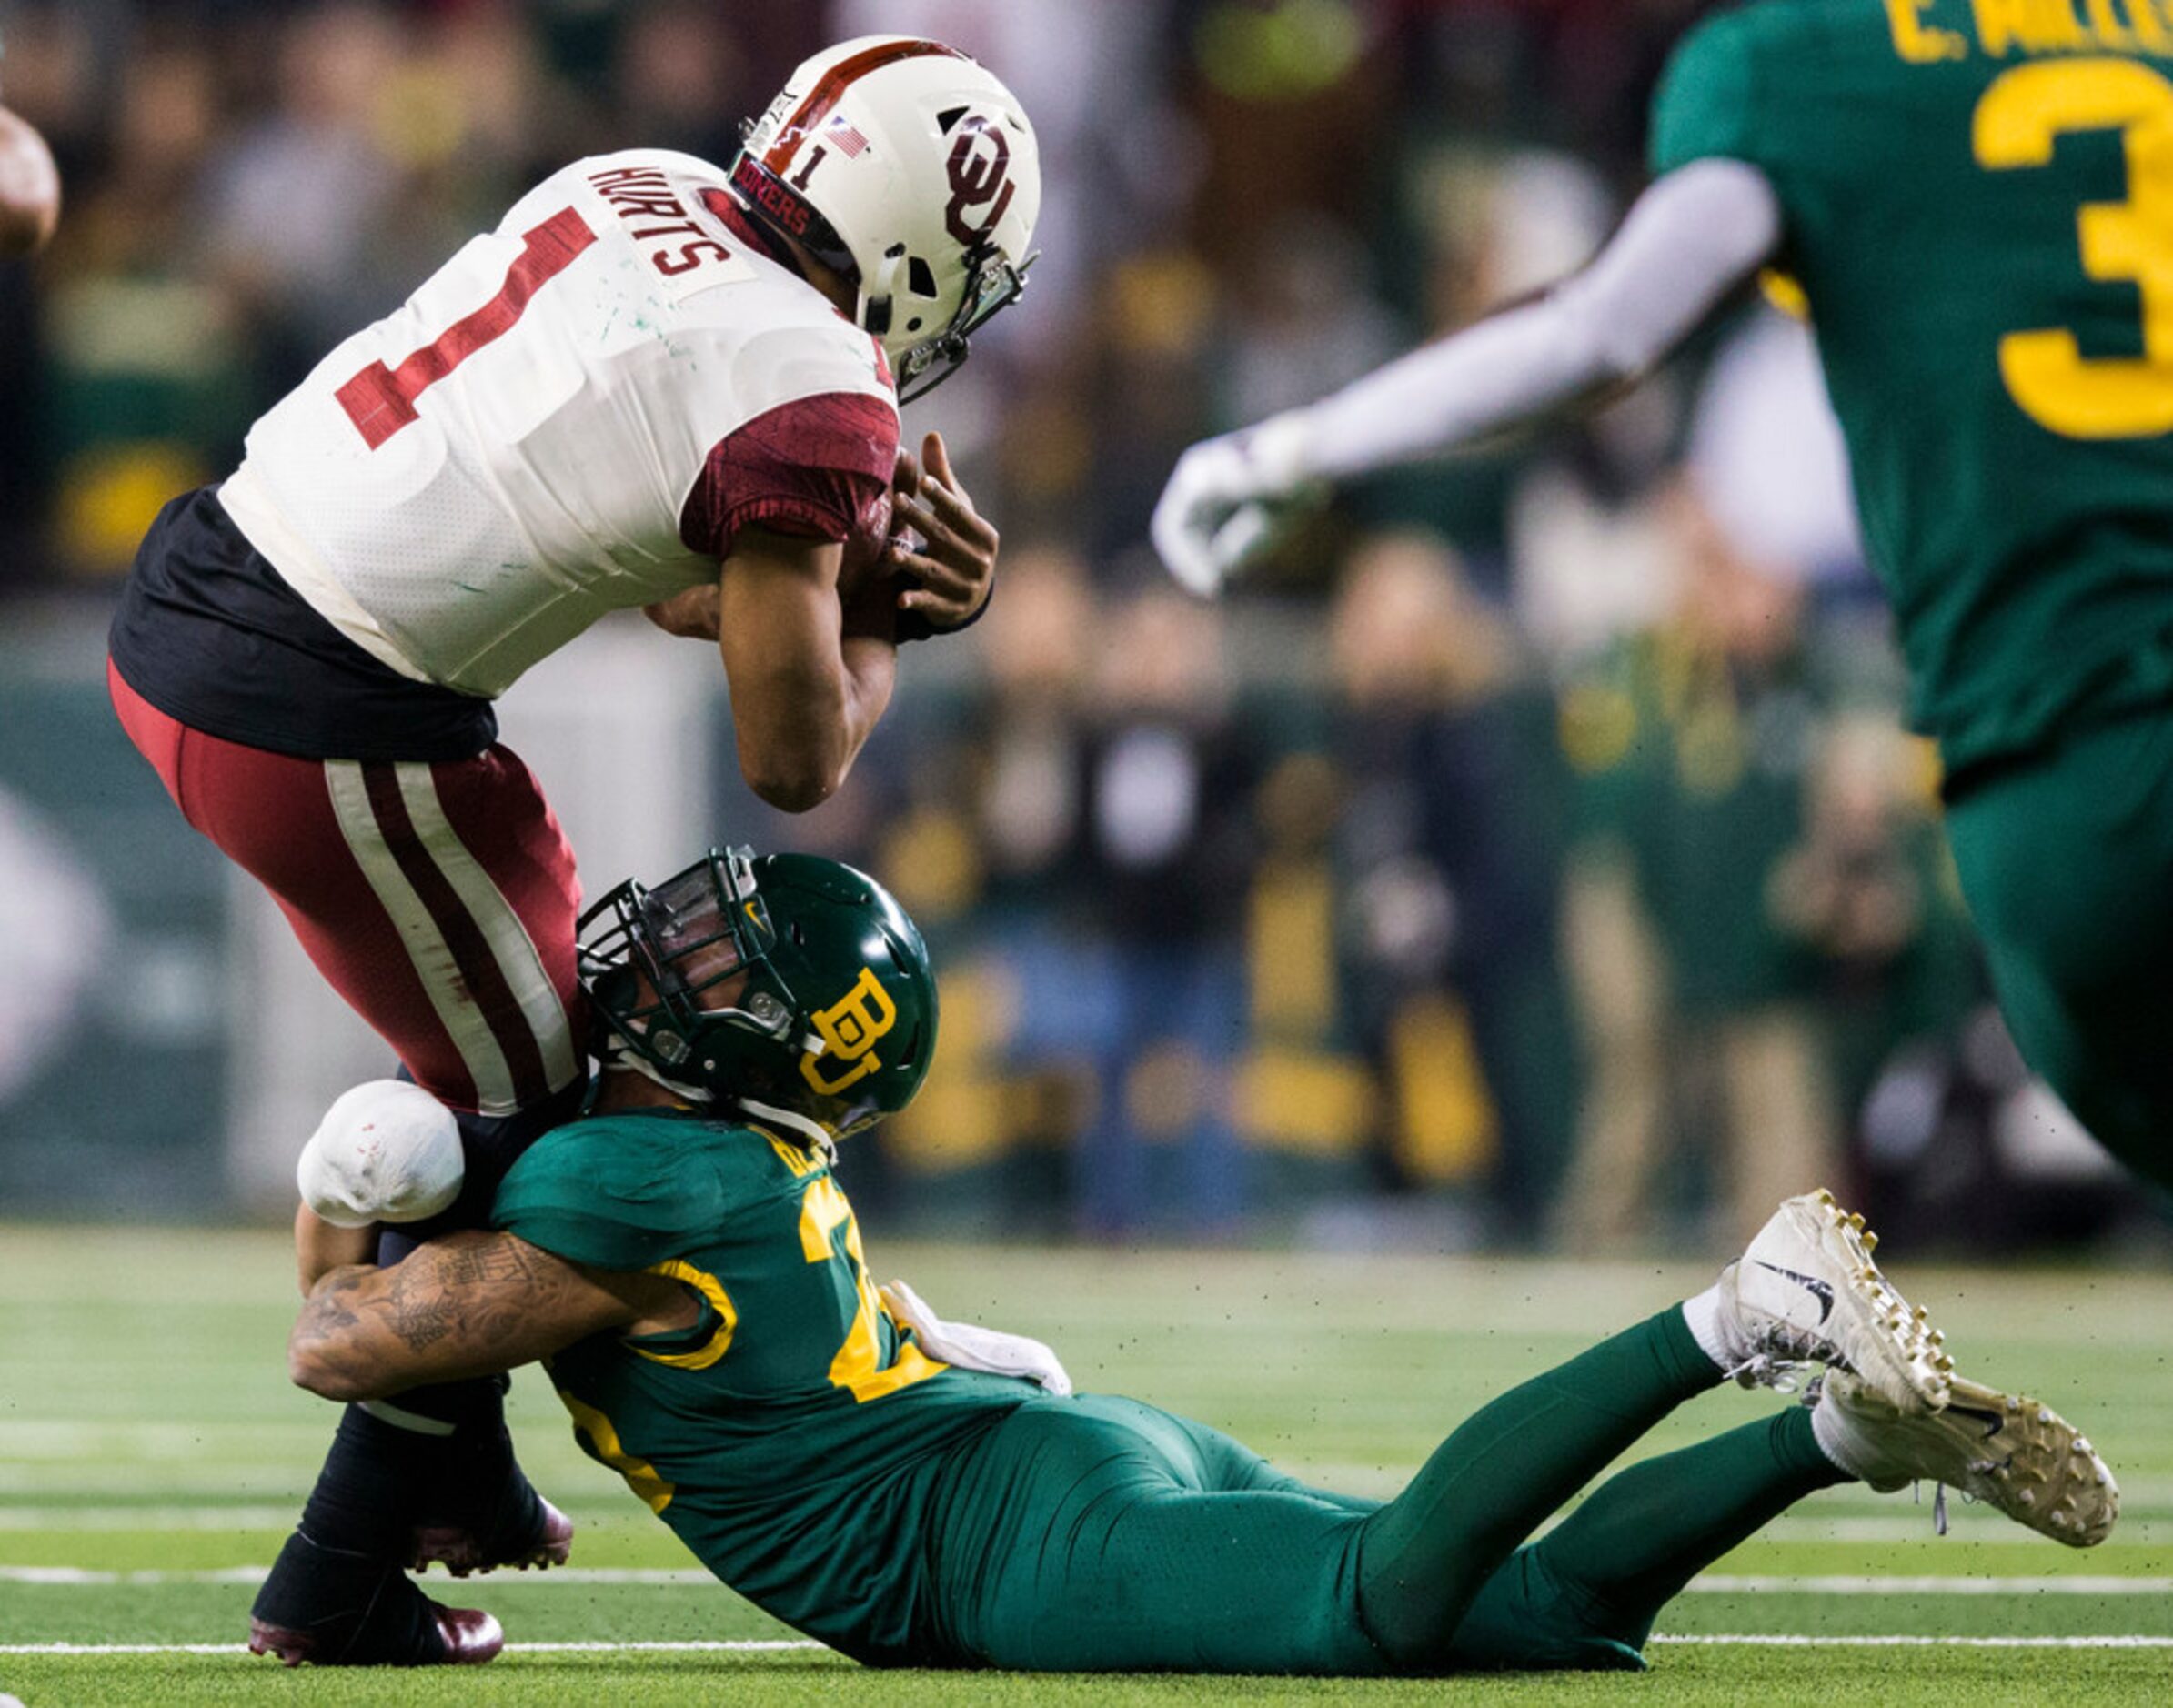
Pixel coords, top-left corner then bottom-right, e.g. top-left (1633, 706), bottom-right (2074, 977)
top-left (1530, 1404), bottom-right (1846, 1651)
top-left (1355, 1306), bottom-right (1722, 1666)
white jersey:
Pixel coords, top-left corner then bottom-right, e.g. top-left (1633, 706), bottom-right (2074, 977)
top-left (220, 149), bottom-right (898, 698)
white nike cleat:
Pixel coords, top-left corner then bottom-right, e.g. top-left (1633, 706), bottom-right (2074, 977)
top-left (1714, 1189), bottom-right (1952, 1412)
top-left (1814, 1370), bottom-right (2118, 1548)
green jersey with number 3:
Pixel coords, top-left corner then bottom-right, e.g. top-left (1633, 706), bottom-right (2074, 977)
top-left (1652, 0), bottom-right (2173, 769)
top-left (490, 1108), bottom-right (1038, 1665)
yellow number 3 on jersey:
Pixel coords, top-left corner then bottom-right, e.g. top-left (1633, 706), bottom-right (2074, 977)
top-left (1976, 57), bottom-right (2173, 440)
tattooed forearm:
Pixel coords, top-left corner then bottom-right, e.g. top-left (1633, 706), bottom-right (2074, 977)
top-left (381, 1264), bottom-right (458, 1351)
top-left (291, 1268), bottom-right (367, 1346)
top-left (433, 1236), bottom-right (542, 1290)
top-left (287, 1232), bottom-right (639, 1402)
top-left (288, 1265), bottom-right (390, 1398)
top-left (371, 1234), bottom-right (546, 1355)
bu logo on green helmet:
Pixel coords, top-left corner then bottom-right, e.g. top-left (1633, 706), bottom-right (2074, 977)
top-left (801, 967), bottom-right (899, 1097)
top-left (578, 847), bottom-right (938, 1151)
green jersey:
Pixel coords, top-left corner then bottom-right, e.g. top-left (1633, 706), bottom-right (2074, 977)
top-left (491, 1109), bottom-right (1036, 1665)
top-left (1653, 0), bottom-right (2173, 769)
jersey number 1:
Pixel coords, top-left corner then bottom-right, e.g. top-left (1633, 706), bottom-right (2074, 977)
top-left (337, 207), bottom-right (597, 449)
top-left (1976, 59), bottom-right (2173, 440)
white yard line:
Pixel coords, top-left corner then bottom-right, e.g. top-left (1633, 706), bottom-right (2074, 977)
top-left (1651, 1635), bottom-right (2173, 1649)
top-left (1686, 1574), bottom-right (2172, 1595)
top-left (0, 1640), bottom-right (826, 1655)
top-left (7, 1636), bottom-right (2173, 1658)
top-left (0, 1566), bottom-right (712, 1586)
top-left (15, 1509), bottom-right (2164, 1542)
top-left (0, 1508), bottom-right (313, 1531)
top-left (7, 1565), bottom-right (2169, 1593)
top-left (1755, 1515), bottom-right (2170, 1542)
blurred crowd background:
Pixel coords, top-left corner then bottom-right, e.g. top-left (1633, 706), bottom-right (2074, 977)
top-left (0, 0), bottom-right (2147, 1250)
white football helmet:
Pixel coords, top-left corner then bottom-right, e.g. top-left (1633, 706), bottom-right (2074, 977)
top-left (731, 35), bottom-right (1041, 401)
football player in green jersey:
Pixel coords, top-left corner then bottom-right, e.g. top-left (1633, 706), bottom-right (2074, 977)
top-left (1156, 1), bottom-right (2173, 1193)
top-left (279, 841), bottom-right (2115, 1673)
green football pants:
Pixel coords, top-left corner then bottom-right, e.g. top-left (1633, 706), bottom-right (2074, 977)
top-left (930, 1308), bottom-right (1842, 1673)
top-left (1946, 708), bottom-right (2173, 1193)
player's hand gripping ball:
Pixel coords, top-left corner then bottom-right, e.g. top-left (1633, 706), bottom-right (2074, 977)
top-left (297, 1080), bottom-right (467, 1228)
top-left (886, 431), bottom-right (1000, 631)
top-left (0, 106), bottom-right (60, 258)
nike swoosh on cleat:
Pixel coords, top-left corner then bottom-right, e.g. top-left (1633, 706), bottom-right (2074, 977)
top-left (1947, 1402), bottom-right (2006, 1441)
top-left (1753, 1261), bottom-right (1836, 1324)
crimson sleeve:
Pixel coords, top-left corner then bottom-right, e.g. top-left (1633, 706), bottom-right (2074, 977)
top-left (679, 390), bottom-right (899, 561)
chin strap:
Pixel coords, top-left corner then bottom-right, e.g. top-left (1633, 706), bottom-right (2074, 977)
top-left (599, 1040), bottom-right (840, 1166)
top-left (734, 1097), bottom-right (839, 1166)
top-left (600, 1038), bottom-right (711, 1107)
top-left (857, 246), bottom-right (904, 347)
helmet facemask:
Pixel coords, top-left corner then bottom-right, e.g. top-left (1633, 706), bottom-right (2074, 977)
top-left (579, 849), bottom-right (797, 1098)
top-left (580, 848), bottom-right (941, 1152)
top-left (889, 241), bottom-right (1036, 403)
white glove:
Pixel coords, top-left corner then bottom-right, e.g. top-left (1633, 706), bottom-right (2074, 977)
top-left (297, 1080), bottom-right (466, 1229)
top-left (880, 1278), bottom-right (1073, 1397)
top-left (1150, 413), bottom-right (1318, 598)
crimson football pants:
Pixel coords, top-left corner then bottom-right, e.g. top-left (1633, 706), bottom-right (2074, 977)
top-left (109, 661), bottom-right (585, 1118)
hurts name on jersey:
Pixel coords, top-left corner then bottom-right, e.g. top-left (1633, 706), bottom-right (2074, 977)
top-left (589, 163), bottom-right (738, 281)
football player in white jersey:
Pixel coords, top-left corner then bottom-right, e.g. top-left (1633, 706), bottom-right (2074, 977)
top-left (106, 36), bottom-right (1040, 1665)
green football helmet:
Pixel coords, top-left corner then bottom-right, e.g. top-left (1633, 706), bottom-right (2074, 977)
top-left (579, 847), bottom-right (939, 1148)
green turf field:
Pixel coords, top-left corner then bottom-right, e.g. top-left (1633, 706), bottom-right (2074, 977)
top-left (2, 1226), bottom-right (2168, 1705)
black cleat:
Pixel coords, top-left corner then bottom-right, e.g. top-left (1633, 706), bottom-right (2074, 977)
top-left (247, 1597), bottom-right (503, 1667)
top-left (249, 1532), bottom-right (504, 1665)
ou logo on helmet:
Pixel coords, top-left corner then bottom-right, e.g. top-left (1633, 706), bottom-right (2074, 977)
top-left (943, 113), bottom-right (1017, 247)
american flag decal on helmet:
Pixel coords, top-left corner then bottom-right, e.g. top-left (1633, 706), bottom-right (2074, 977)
top-left (827, 116), bottom-right (870, 157)
top-left (763, 37), bottom-right (958, 174)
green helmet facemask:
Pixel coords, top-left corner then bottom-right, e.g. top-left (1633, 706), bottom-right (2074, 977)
top-left (579, 847), bottom-right (939, 1150)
